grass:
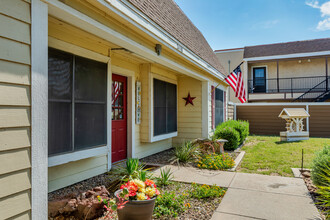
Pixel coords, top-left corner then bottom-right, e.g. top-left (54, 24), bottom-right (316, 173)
top-left (238, 135), bottom-right (330, 177)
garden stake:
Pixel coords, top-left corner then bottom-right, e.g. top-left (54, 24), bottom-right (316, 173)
top-left (301, 148), bottom-right (304, 171)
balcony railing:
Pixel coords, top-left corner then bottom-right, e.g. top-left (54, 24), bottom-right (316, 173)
top-left (248, 76), bottom-right (330, 95)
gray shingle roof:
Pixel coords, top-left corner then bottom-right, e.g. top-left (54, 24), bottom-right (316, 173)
top-left (127, 0), bottom-right (226, 74)
top-left (244, 38), bottom-right (330, 58)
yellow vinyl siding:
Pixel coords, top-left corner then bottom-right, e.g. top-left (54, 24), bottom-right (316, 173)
top-left (173, 77), bottom-right (203, 146)
top-left (0, 60), bottom-right (30, 85)
top-left (0, 37), bottom-right (30, 65)
top-left (0, 107), bottom-right (30, 128)
top-left (0, 148), bottom-right (31, 175)
top-left (0, 84), bottom-right (30, 106)
top-left (0, 13), bottom-right (30, 44)
top-left (0, 0), bottom-right (31, 24)
top-left (48, 156), bottom-right (108, 192)
top-left (0, 128), bottom-right (30, 151)
top-left (0, 0), bottom-right (31, 218)
top-left (0, 170), bottom-right (31, 198)
top-left (0, 191), bottom-right (31, 219)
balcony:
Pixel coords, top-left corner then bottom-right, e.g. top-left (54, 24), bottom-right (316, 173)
top-left (248, 76), bottom-right (330, 101)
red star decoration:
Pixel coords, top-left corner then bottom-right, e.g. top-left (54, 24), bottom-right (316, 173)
top-left (183, 92), bottom-right (196, 106)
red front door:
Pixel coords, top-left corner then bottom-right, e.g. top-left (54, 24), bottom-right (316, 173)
top-left (111, 74), bottom-right (127, 163)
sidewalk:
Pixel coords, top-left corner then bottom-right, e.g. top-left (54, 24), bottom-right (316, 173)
top-left (153, 165), bottom-right (321, 220)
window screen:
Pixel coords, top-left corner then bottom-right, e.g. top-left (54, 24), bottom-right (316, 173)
top-left (48, 48), bottom-right (107, 156)
top-left (215, 88), bottom-right (224, 127)
top-left (154, 79), bottom-right (177, 136)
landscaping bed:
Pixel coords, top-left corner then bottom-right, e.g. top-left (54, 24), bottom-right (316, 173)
top-left (300, 169), bottom-right (329, 220)
top-left (141, 148), bottom-right (240, 167)
top-left (155, 182), bottom-right (226, 220)
top-left (48, 178), bottom-right (226, 219)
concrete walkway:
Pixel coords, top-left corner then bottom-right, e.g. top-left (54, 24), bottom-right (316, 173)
top-left (153, 165), bottom-right (321, 220)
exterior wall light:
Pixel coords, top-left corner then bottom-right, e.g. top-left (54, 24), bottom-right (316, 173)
top-left (155, 44), bottom-right (162, 56)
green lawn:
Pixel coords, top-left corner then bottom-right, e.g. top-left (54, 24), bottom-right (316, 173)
top-left (238, 135), bottom-right (330, 177)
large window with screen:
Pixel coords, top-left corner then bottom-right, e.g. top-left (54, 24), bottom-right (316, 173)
top-left (215, 88), bottom-right (224, 127)
top-left (48, 48), bottom-right (107, 156)
top-left (153, 79), bottom-right (177, 136)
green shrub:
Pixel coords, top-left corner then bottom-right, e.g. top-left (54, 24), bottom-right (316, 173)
top-left (311, 146), bottom-right (330, 186)
top-left (171, 141), bottom-right (200, 164)
top-left (315, 166), bottom-right (330, 218)
top-left (197, 153), bottom-right (235, 170)
top-left (156, 167), bottom-right (173, 186)
top-left (153, 192), bottom-right (186, 218)
top-left (189, 183), bottom-right (226, 199)
top-left (213, 126), bottom-right (240, 150)
top-left (216, 120), bottom-right (249, 145)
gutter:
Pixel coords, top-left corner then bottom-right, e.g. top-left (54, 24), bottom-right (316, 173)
top-left (244, 50), bottom-right (330, 62)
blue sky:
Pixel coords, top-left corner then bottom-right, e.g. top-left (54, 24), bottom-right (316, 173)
top-left (174, 0), bottom-right (330, 50)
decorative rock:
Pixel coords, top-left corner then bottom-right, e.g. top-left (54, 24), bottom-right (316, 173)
top-left (94, 186), bottom-right (102, 191)
top-left (48, 199), bottom-right (69, 217)
top-left (48, 186), bottom-right (110, 219)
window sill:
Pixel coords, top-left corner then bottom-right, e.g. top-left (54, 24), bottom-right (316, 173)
top-left (48, 146), bottom-right (109, 167)
top-left (150, 132), bottom-right (178, 142)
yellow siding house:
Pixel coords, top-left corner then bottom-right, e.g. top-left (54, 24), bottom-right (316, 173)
top-left (0, 0), bottom-right (228, 219)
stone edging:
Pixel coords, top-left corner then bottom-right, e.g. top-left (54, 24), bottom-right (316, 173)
top-left (229, 151), bottom-right (245, 172)
top-left (291, 168), bottom-right (311, 178)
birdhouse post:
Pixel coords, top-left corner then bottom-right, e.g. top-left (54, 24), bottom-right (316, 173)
top-left (278, 108), bottom-right (310, 142)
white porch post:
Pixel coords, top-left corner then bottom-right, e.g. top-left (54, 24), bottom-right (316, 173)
top-left (202, 81), bottom-right (210, 138)
top-left (107, 59), bottom-right (112, 170)
top-left (31, 0), bottom-right (48, 219)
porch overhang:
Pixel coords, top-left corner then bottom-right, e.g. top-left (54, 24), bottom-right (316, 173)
top-left (45, 0), bottom-right (226, 83)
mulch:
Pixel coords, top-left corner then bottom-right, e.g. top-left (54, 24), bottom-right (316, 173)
top-left (301, 170), bottom-right (328, 220)
top-left (141, 148), bottom-right (239, 167)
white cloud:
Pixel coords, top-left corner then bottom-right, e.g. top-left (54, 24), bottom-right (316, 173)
top-left (251, 20), bottom-right (279, 30)
top-left (306, 0), bottom-right (320, 8)
top-left (320, 1), bottom-right (330, 16)
top-left (306, 0), bottom-right (330, 30)
top-left (317, 17), bottom-right (330, 30)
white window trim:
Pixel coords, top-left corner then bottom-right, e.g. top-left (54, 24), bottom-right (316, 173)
top-left (47, 38), bottom-right (111, 167)
top-left (202, 81), bottom-right (210, 138)
top-left (210, 82), bottom-right (226, 130)
top-left (149, 74), bottom-right (178, 142)
top-left (251, 65), bottom-right (268, 93)
top-left (49, 146), bottom-right (109, 167)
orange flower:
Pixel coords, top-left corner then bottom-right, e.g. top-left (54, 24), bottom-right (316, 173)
top-left (145, 179), bottom-right (156, 188)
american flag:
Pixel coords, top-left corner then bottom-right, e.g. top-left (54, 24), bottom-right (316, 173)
top-left (112, 81), bottom-right (120, 105)
top-left (225, 64), bottom-right (247, 103)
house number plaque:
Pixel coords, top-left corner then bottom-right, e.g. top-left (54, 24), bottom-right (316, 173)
top-left (136, 81), bottom-right (142, 124)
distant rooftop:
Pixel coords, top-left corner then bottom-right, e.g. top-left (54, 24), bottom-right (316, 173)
top-left (244, 38), bottom-right (330, 58)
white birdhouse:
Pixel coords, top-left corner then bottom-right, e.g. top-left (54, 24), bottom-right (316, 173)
top-left (278, 108), bottom-right (310, 142)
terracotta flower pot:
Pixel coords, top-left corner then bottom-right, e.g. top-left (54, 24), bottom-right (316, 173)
top-left (115, 190), bottom-right (156, 220)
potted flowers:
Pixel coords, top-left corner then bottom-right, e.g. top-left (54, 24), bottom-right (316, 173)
top-left (115, 178), bottom-right (160, 220)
